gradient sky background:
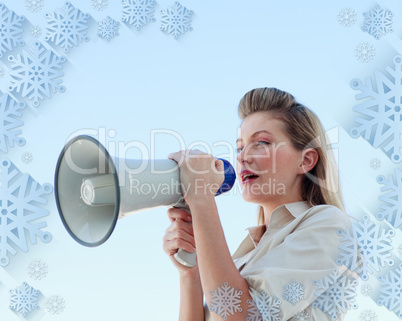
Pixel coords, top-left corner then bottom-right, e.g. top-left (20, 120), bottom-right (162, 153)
top-left (1, 0), bottom-right (402, 320)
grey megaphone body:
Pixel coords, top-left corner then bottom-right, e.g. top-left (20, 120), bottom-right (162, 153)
top-left (54, 135), bottom-right (236, 267)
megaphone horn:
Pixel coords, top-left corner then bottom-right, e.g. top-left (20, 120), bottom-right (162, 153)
top-left (54, 135), bottom-right (236, 268)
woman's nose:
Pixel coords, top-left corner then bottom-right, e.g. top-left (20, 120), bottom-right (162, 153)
top-left (236, 147), bottom-right (251, 164)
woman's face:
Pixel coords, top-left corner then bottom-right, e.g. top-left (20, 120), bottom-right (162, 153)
top-left (236, 111), bottom-right (304, 205)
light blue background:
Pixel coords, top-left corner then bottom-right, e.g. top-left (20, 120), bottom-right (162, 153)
top-left (0, 0), bottom-right (402, 320)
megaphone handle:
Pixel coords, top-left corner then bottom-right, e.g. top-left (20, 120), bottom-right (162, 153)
top-left (173, 204), bottom-right (197, 268)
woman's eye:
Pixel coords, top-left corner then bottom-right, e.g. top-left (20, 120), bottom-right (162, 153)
top-left (256, 140), bottom-right (270, 146)
top-left (236, 147), bottom-right (243, 153)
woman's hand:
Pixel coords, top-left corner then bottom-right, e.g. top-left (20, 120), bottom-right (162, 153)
top-left (167, 149), bottom-right (225, 205)
top-left (163, 207), bottom-right (198, 276)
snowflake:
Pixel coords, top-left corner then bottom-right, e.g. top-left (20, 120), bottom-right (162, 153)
top-left (377, 169), bottom-right (402, 229)
top-left (209, 282), bottom-right (243, 320)
top-left (0, 3), bottom-right (25, 59)
top-left (246, 299), bottom-right (262, 321)
top-left (44, 2), bottom-right (90, 53)
top-left (0, 92), bottom-right (26, 153)
top-left (21, 151), bottom-right (33, 164)
top-left (46, 295), bottom-right (65, 314)
top-left (8, 41), bottom-right (66, 108)
top-left (9, 282), bottom-right (40, 316)
top-left (250, 290), bottom-right (281, 321)
top-left (0, 158), bottom-right (52, 267)
top-left (312, 268), bottom-right (358, 320)
top-left (30, 25), bottom-right (42, 38)
top-left (25, 0), bottom-right (44, 13)
top-left (121, 0), bottom-right (156, 31)
top-left (361, 283), bottom-right (373, 296)
top-left (27, 259), bottom-right (48, 280)
top-left (290, 311), bottom-right (311, 321)
top-left (369, 158), bottom-right (381, 170)
top-left (338, 8), bottom-right (356, 27)
top-left (92, 0), bottom-right (108, 11)
top-left (337, 214), bottom-right (394, 281)
top-left (98, 16), bottom-right (119, 41)
top-left (359, 309), bottom-right (378, 321)
top-left (283, 281), bottom-right (305, 306)
top-left (377, 263), bottom-right (402, 318)
top-left (355, 42), bottom-right (375, 63)
top-left (160, 2), bottom-right (193, 39)
top-left (349, 54), bottom-right (402, 163)
top-left (398, 244), bottom-right (402, 258)
top-left (363, 5), bottom-right (393, 40)
top-left (0, 65), bottom-right (5, 77)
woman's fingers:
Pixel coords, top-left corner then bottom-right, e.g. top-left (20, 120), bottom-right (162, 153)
top-left (167, 207), bottom-right (192, 223)
top-left (165, 218), bottom-right (194, 236)
top-left (163, 234), bottom-right (196, 254)
top-left (163, 208), bottom-right (195, 255)
top-left (163, 227), bottom-right (196, 254)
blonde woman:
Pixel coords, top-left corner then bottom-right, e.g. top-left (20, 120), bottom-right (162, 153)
top-left (163, 88), bottom-right (355, 321)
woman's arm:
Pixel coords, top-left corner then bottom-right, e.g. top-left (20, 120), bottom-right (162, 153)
top-left (179, 267), bottom-right (204, 320)
top-left (163, 209), bottom-right (205, 321)
top-left (168, 150), bottom-right (258, 320)
top-left (188, 197), bottom-right (254, 320)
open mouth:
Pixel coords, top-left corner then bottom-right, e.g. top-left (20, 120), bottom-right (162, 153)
top-left (241, 172), bottom-right (260, 184)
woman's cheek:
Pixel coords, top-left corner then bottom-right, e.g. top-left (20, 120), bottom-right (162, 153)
top-left (269, 150), bottom-right (292, 175)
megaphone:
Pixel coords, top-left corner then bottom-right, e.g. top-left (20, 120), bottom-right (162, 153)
top-left (54, 135), bottom-right (236, 267)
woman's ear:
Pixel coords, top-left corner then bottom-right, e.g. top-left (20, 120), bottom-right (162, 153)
top-left (298, 148), bottom-right (319, 174)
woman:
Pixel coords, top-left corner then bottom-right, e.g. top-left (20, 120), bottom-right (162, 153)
top-left (163, 88), bottom-right (356, 321)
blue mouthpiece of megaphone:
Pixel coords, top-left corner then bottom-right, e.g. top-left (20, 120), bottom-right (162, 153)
top-left (215, 158), bottom-right (236, 196)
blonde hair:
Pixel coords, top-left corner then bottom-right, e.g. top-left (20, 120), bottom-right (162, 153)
top-left (238, 87), bottom-right (345, 225)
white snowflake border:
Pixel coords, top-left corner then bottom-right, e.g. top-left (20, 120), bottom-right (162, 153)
top-left (8, 41), bottom-right (66, 107)
top-left (377, 168), bottom-right (402, 230)
top-left (209, 282), bottom-right (243, 320)
top-left (121, 0), bottom-right (156, 31)
top-left (44, 1), bottom-right (90, 53)
top-left (21, 151), bottom-right (33, 164)
top-left (30, 25), bottom-right (42, 38)
top-left (9, 282), bottom-right (40, 316)
top-left (359, 309), bottom-right (378, 321)
top-left (283, 280), bottom-right (305, 306)
top-left (369, 158), bottom-right (381, 170)
top-left (290, 310), bottom-right (311, 321)
top-left (160, 2), bottom-right (193, 39)
top-left (355, 42), bottom-right (375, 63)
top-left (27, 259), bottom-right (48, 280)
top-left (338, 8), bottom-right (357, 27)
top-left (46, 294), bottom-right (66, 315)
top-left (312, 269), bottom-right (358, 320)
top-left (0, 92), bottom-right (26, 153)
top-left (337, 214), bottom-right (394, 281)
top-left (98, 16), bottom-right (120, 41)
top-left (361, 283), bottom-right (373, 296)
top-left (377, 263), bottom-right (402, 318)
top-left (250, 289), bottom-right (281, 321)
top-left (25, 0), bottom-right (44, 13)
top-left (349, 54), bottom-right (402, 163)
top-left (0, 3), bottom-right (25, 59)
top-left (92, 0), bottom-right (108, 11)
top-left (363, 5), bottom-right (393, 40)
top-left (0, 158), bottom-right (52, 267)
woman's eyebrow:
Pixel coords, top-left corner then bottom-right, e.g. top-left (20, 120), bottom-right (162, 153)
top-left (236, 130), bottom-right (273, 143)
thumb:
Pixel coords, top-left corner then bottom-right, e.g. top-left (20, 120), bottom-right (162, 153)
top-left (213, 159), bottom-right (226, 178)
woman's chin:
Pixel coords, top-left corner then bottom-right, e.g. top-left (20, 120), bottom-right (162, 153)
top-left (241, 190), bottom-right (271, 204)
